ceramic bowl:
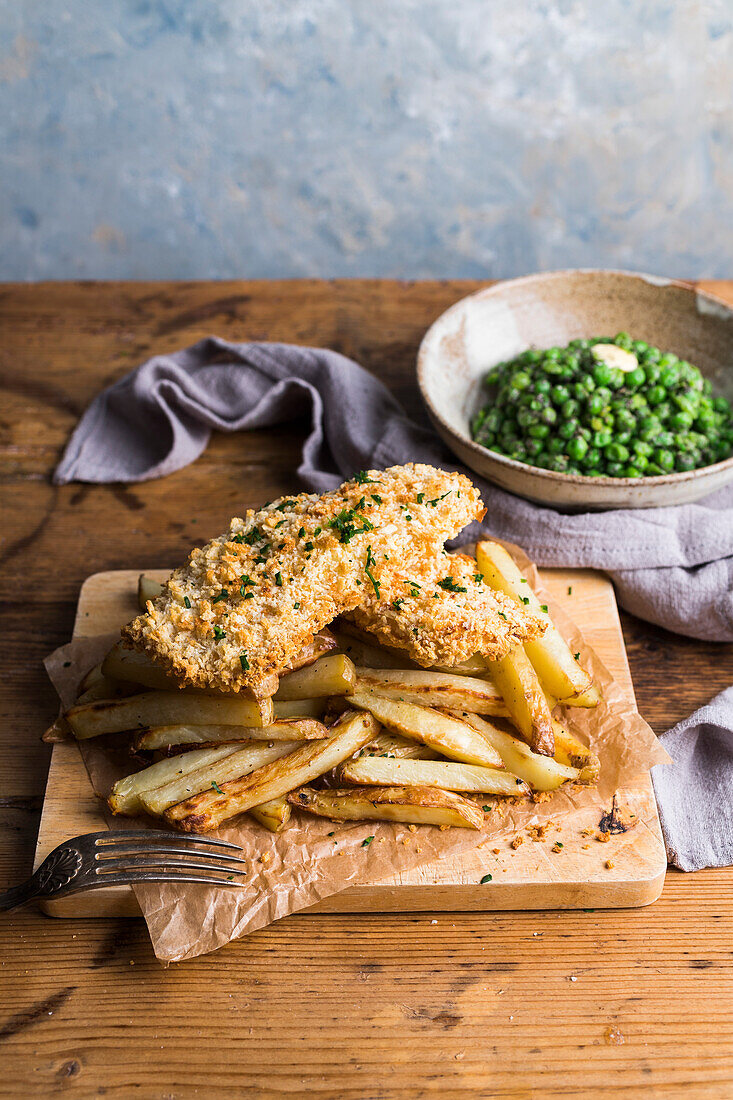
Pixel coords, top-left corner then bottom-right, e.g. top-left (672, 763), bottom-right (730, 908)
top-left (417, 270), bottom-right (733, 510)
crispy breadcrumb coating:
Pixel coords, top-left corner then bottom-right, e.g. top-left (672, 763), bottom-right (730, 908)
top-left (347, 551), bottom-right (545, 666)
top-left (122, 464), bottom-right (483, 694)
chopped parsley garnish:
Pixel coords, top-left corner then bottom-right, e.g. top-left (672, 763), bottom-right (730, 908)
top-left (437, 577), bottom-right (467, 593)
top-left (520, 578), bottom-right (527, 583)
top-left (276, 500), bottom-right (295, 511)
top-left (213, 626), bottom-right (226, 640)
top-left (314, 526), bottom-right (321, 536)
top-left (364, 545), bottom-right (381, 597)
top-left (392, 598), bottom-right (405, 611)
top-left (297, 527), bottom-right (305, 538)
top-left (521, 596), bottom-right (529, 605)
top-left (362, 835), bottom-right (374, 846)
top-left (239, 653), bottom-right (250, 670)
top-left (555, 841), bottom-right (564, 848)
top-left (304, 541), bottom-right (314, 552)
top-left (211, 781), bottom-right (223, 794)
top-left (231, 534), bottom-right (244, 543)
top-left (473, 573), bottom-right (483, 583)
top-left (244, 592), bottom-right (254, 599)
top-left (567, 586), bottom-right (573, 595)
top-left (327, 831), bottom-right (334, 837)
top-left (574, 652), bottom-right (580, 660)
top-left (371, 493), bottom-right (382, 504)
top-left (540, 604), bottom-right (549, 613)
top-left (275, 572), bottom-right (283, 587)
top-left (212, 589), bottom-right (228, 603)
top-left (498, 611), bottom-right (507, 620)
top-left (482, 806), bottom-right (491, 812)
top-left (480, 873), bottom-right (493, 884)
top-left (243, 526), bottom-right (263, 545)
top-left (353, 470), bottom-right (379, 484)
top-left (417, 492), bottom-right (425, 503)
top-left (427, 490), bottom-right (451, 506)
top-left (254, 553), bottom-right (268, 565)
top-left (183, 596), bottom-right (191, 609)
top-left (405, 514), bottom-right (412, 521)
top-left (240, 575), bottom-right (255, 596)
top-left (294, 602), bottom-right (300, 609)
top-left (328, 507), bottom-right (374, 544)
top-left (274, 519), bottom-right (286, 528)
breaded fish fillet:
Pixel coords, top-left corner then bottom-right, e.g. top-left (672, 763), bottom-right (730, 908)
top-left (347, 551), bottom-right (545, 667)
top-left (122, 464), bottom-right (483, 694)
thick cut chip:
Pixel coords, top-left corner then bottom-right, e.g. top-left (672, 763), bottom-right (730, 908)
top-left (122, 465), bottom-right (483, 695)
top-left (348, 552), bottom-right (545, 668)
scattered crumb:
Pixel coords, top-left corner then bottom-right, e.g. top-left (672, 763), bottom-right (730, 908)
top-left (581, 827), bottom-right (595, 838)
top-left (527, 823), bottom-right (551, 841)
top-left (407, 824), bottom-right (417, 833)
top-left (569, 976), bottom-right (577, 983)
top-left (260, 852), bottom-right (271, 865)
top-left (415, 847), bottom-right (422, 853)
top-left (532, 931), bottom-right (543, 937)
top-left (582, 844), bottom-right (591, 850)
top-left (430, 919), bottom-right (438, 924)
top-left (604, 1026), bottom-right (625, 1045)
top-left (605, 860), bottom-right (615, 870)
top-left (510, 836), bottom-right (524, 850)
top-left (492, 847), bottom-right (501, 855)
top-left (129, 960), bottom-right (135, 966)
top-left (454, 1052), bottom-right (465, 1061)
top-left (596, 832), bottom-right (611, 844)
top-left (531, 791), bottom-right (553, 804)
top-left (551, 842), bottom-right (564, 853)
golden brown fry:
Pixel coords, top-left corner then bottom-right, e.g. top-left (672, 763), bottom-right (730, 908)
top-left (66, 690), bottom-right (272, 740)
top-left (353, 667), bottom-right (509, 715)
top-left (165, 709), bottom-right (378, 832)
top-left (275, 654), bottom-right (356, 700)
top-left (485, 647), bottom-right (555, 756)
top-left (450, 711), bottom-right (580, 791)
top-left (140, 742), bottom-right (295, 817)
top-left (550, 719), bottom-right (600, 784)
top-left (108, 744), bottom-right (245, 815)
top-left (288, 785), bottom-right (484, 829)
top-left (362, 728), bottom-right (441, 760)
top-left (476, 540), bottom-right (596, 704)
top-left (348, 691), bottom-right (504, 768)
top-left (340, 755), bottom-right (529, 796)
top-left (132, 718), bottom-right (329, 752)
top-left (249, 795), bottom-right (292, 832)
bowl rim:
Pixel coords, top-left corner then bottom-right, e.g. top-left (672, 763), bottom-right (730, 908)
top-left (416, 268), bottom-right (733, 490)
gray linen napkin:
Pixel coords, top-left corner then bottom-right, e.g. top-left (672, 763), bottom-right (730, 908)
top-left (54, 338), bottom-right (733, 870)
top-left (652, 687), bottom-right (733, 870)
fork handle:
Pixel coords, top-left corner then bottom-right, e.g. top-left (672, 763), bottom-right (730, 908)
top-left (0, 877), bottom-right (42, 911)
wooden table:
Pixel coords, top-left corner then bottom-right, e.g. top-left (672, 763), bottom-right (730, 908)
top-left (1, 279), bottom-right (731, 1098)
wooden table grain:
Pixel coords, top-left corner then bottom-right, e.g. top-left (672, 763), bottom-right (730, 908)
top-left (1, 279), bottom-right (731, 1099)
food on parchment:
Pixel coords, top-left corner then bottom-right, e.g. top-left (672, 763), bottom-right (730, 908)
top-left (63, 463), bottom-right (600, 837)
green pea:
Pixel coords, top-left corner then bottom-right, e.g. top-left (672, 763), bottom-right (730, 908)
top-left (632, 439), bottom-right (653, 457)
top-left (605, 461), bottom-right (625, 477)
top-left (647, 385), bottom-right (666, 406)
top-left (549, 384), bottom-right (569, 405)
top-left (614, 331), bottom-right (632, 348)
top-left (528, 424), bottom-right (550, 439)
top-left (626, 367), bottom-right (646, 389)
top-left (548, 437), bottom-right (565, 455)
top-left (605, 442), bottom-right (630, 463)
top-left (646, 462), bottom-right (664, 475)
top-left (653, 448), bottom-right (675, 471)
top-left (670, 410), bottom-right (693, 430)
top-left (561, 399), bottom-right (579, 419)
top-left (623, 465), bottom-right (643, 478)
top-left (633, 454), bottom-right (649, 471)
top-left (592, 362), bottom-right (613, 387)
top-left (656, 430), bottom-right (674, 447)
top-left (511, 371), bottom-right (532, 390)
top-left (615, 430), bottom-right (632, 446)
top-left (541, 406), bottom-right (558, 425)
top-left (592, 429), bottom-right (612, 449)
top-left (588, 393), bottom-right (607, 416)
top-left (567, 436), bottom-right (588, 461)
top-left (559, 420), bottom-right (578, 440)
top-left (675, 453), bottom-right (697, 472)
top-left (582, 447), bottom-right (601, 469)
top-left (535, 377), bottom-right (552, 395)
top-left (645, 364), bottom-right (662, 384)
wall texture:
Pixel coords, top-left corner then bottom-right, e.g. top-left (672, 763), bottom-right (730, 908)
top-left (1, 1), bottom-right (731, 281)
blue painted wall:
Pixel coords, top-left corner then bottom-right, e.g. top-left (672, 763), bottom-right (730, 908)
top-left (1, 1), bottom-right (731, 280)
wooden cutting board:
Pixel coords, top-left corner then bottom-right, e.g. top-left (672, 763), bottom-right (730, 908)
top-left (35, 568), bottom-right (667, 918)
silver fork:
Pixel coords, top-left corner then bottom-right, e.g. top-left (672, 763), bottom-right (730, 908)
top-left (0, 830), bottom-right (246, 910)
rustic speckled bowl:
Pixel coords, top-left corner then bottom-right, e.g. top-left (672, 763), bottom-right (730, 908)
top-left (417, 270), bottom-right (733, 510)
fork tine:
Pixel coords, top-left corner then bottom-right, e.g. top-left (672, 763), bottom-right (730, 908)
top-left (96, 858), bottom-right (248, 876)
top-left (90, 872), bottom-right (245, 889)
top-left (96, 845), bottom-right (247, 865)
top-left (93, 830), bottom-right (242, 851)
